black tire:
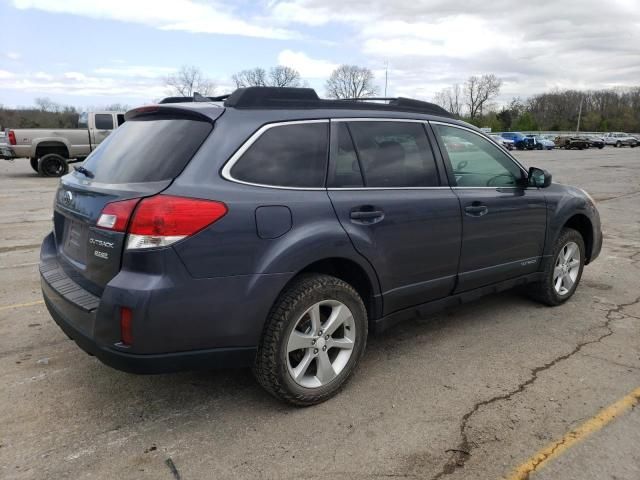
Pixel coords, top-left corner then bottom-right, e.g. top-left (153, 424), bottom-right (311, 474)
top-left (253, 274), bottom-right (368, 406)
top-left (527, 228), bottom-right (585, 306)
top-left (616, 141), bottom-right (621, 148)
top-left (536, 143), bottom-right (543, 150)
top-left (37, 153), bottom-right (69, 177)
top-left (29, 158), bottom-right (39, 173)
top-left (598, 145), bottom-right (604, 149)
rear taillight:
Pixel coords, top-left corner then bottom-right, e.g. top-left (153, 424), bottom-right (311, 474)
top-left (96, 195), bottom-right (227, 249)
top-left (97, 198), bottom-right (140, 232)
top-left (127, 195), bottom-right (227, 250)
top-left (8, 130), bottom-right (16, 145)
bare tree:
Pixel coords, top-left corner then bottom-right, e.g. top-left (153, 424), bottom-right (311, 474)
top-left (232, 66), bottom-right (302, 88)
top-left (232, 68), bottom-right (268, 88)
top-left (166, 65), bottom-right (216, 97)
top-left (269, 66), bottom-right (302, 87)
top-left (325, 65), bottom-right (378, 99)
top-left (34, 97), bottom-right (60, 113)
top-left (465, 74), bottom-right (502, 119)
top-left (433, 83), bottom-right (463, 116)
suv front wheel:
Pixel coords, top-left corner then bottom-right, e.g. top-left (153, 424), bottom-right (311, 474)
top-left (253, 274), bottom-right (368, 406)
top-left (528, 228), bottom-right (585, 306)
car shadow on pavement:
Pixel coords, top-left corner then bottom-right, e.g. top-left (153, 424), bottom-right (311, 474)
top-left (65, 290), bottom-right (540, 422)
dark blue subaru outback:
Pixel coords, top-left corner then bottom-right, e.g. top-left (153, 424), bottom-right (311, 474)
top-left (40, 87), bottom-right (602, 405)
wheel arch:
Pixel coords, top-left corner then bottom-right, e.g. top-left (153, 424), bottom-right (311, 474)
top-left (563, 214), bottom-right (594, 263)
top-left (35, 140), bottom-right (70, 159)
top-left (269, 257), bottom-right (382, 326)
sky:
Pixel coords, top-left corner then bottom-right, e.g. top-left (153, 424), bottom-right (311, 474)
top-left (0, 0), bottom-right (639, 108)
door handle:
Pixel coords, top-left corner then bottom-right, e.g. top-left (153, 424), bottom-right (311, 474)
top-left (350, 207), bottom-right (385, 224)
top-left (350, 210), bottom-right (384, 219)
top-left (464, 204), bottom-right (488, 217)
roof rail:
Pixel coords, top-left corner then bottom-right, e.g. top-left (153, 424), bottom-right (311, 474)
top-left (221, 87), bottom-right (452, 117)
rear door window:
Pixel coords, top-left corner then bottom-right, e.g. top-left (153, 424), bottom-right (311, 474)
top-left (81, 115), bottom-right (212, 183)
top-left (94, 114), bottom-right (114, 130)
top-left (345, 121), bottom-right (440, 188)
top-left (230, 122), bottom-right (329, 188)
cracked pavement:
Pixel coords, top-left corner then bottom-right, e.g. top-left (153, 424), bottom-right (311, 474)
top-left (1, 147), bottom-right (639, 480)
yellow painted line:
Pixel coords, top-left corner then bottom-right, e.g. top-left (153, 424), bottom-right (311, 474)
top-left (0, 300), bottom-right (44, 312)
top-left (505, 386), bottom-right (640, 480)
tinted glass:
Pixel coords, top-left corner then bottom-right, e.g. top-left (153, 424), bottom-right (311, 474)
top-left (347, 121), bottom-right (439, 187)
top-left (95, 114), bottom-right (114, 130)
top-left (328, 123), bottom-right (364, 188)
top-left (434, 124), bottom-right (525, 187)
top-left (81, 116), bottom-right (212, 183)
top-left (116, 114), bottom-right (125, 126)
top-left (231, 122), bottom-right (329, 188)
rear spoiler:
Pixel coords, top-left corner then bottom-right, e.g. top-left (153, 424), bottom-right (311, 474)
top-left (124, 104), bottom-right (224, 123)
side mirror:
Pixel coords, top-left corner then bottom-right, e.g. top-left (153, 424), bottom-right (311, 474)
top-left (528, 167), bottom-right (552, 188)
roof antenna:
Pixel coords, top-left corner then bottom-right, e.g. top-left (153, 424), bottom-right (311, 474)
top-left (193, 92), bottom-right (208, 102)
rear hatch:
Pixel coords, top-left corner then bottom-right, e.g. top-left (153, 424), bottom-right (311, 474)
top-left (52, 105), bottom-right (221, 295)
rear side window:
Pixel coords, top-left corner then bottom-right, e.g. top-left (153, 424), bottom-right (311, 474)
top-left (116, 114), bottom-right (125, 126)
top-left (95, 114), bottom-right (114, 130)
top-left (230, 122), bottom-right (329, 188)
top-left (81, 115), bottom-right (213, 183)
top-left (344, 121), bottom-right (439, 188)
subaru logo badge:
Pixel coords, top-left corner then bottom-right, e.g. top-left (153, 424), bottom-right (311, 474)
top-left (63, 190), bottom-right (73, 206)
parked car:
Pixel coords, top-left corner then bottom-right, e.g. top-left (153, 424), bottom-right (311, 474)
top-left (603, 132), bottom-right (638, 148)
top-left (499, 131), bottom-right (531, 150)
top-left (555, 135), bottom-right (590, 150)
top-left (582, 135), bottom-right (605, 149)
top-left (40, 87), bottom-right (602, 405)
top-left (5, 111), bottom-right (125, 176)
top-left (525, 134), bottom-right (555, 150)
top-left (490, 134), bottom-right (514, 150)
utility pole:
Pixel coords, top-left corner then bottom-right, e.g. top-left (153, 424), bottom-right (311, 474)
top-left (576, 96), bottom-right (583, 133)
top-left (384, 61), bottom-right (388, 97)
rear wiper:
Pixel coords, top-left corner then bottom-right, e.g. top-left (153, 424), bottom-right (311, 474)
top-left (74, 165), bottom-right (94, 178)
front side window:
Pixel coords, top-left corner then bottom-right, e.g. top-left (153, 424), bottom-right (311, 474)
top-left (230, 122), bottom-right (329, 188)
top-left (434, 124), bottom-right (525, 188)
top-left (94, 114), bottom-right (114, 130)
top-left (343, 121), bottom-right (439, 188)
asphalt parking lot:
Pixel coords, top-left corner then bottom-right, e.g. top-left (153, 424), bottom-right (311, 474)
top-left (0, 147), bottom-right (639, 480)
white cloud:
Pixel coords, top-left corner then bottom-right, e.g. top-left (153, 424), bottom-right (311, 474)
top-left (6, 52), bottom-right (21, 60)
top-left (0, 69), bottom-right (167, 99)
top-left (277, 49), bottom-right (338, 78)
top-left (94, 66), bottom-right (176, 78)
top-left (12, 0), bottom-right (295, 39)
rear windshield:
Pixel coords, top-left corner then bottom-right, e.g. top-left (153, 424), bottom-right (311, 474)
top-left (81, 115), bottom-right (212, 183)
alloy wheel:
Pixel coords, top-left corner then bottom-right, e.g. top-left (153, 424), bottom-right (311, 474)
top-left (286, 300), bottom-right (356, 388)
top-left (553, 241), bottom-right (581, 296)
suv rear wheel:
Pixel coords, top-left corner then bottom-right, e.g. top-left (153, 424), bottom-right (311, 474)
top-left (253, 274), bottom-right (367, 406)
top-left (30, 158), bottom-right (39, 173)
top-left (528, 228), bottom-right (585, 306)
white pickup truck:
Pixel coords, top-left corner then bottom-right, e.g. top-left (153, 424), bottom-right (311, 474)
top-left (603, 132), bottom-right (638, 148)
top-left (5, 111), bottom-right (125, 176)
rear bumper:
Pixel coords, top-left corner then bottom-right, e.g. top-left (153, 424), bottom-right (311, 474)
top-left (43, 284), bottom-right (256, 373)
top-left (0, 145), bottom-right (15, 159)
top-left (40, 232), bottom-right (292, 373)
